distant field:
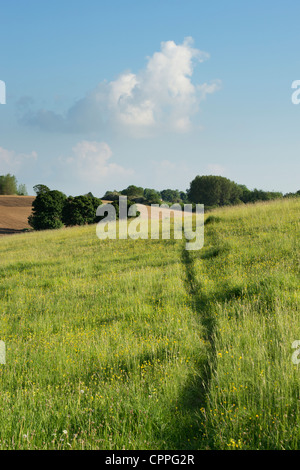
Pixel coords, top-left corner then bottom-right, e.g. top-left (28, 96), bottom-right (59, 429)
top-left (0, 196), bottom-right (34, 236)
top-left (0, 197), bottom-right (299, 449)
top-left (0, 197), bottom-right (187, 237)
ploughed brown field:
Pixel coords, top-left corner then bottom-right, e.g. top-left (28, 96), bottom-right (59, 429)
top-left (0, 197), bottom-right (190, 237)
top-left (0, 196), bottom-right (35, 236)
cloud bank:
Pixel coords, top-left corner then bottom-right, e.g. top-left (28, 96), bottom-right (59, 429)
top-left (0, 147), bottom-right (37, 173)
top-left (61, 141), bottom-right (133, 182)
top-left (21, 37), bottom-right (220, 137)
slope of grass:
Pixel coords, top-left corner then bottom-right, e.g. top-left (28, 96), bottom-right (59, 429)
top-left (0, 224), bottom-right (205, 449)
top-left (0, 197), bottom-right (299, 449)
top-left (190, 198), bottom-right (300, 449)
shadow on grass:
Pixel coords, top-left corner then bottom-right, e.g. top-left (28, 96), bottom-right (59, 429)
top-left (0, 228), bottom-right (29, 235)
top-left (156, 248), bottom-right (218, 450)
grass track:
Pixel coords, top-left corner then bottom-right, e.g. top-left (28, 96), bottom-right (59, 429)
top-left (192, 198), bottom-right (300, 449)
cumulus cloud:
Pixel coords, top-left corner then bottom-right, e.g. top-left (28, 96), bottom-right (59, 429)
top-left (0, 147), bottom-right (37, 173)
top-left (21, 37), bottom-right (220, 136)
top-left (62, 140), bottom-right (133, 182)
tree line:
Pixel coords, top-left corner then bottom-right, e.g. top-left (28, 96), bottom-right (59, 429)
top-left (1, 173), bottom-right (299, 232)
top-left (103, 177), bottom-right (300, 210)
top-left (186, 175), bottom-right (298, 209)
top-left (28, 184), bottom-right (137, 231)
top-left (102, 186), bottom-right (187, 205)
top-left (0, 174), bottom-right (28, 195)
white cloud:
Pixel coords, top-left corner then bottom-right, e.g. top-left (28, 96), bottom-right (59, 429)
top-left (0, 147), bottom-right (37, 173)
top-left (63, 140), bottom-right (133, 182)
top-left (21, 37), bottom-right (220, 137)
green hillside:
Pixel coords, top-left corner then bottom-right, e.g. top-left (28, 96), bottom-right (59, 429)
top-left (0, 197), bottom-right (299, 449)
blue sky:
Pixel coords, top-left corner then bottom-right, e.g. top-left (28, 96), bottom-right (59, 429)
top-left (1, 0), bottom-right (300, 196)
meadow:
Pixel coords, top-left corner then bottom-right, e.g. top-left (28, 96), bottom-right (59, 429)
top-left (0, 197), bottom-right (299, 449)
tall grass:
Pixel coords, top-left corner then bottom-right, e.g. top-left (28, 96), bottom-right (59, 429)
top-left (0, 224), bottom-right (205, 449)
top-left (0, 197), bottom-right (299, 449)
top-left (191, 198), bottom-right (300, 449)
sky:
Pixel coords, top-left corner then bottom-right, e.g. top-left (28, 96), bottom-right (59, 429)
top-left (1, 0), bottom-right (300, 197)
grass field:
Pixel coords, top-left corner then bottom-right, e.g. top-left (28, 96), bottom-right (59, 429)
top-left (0, 197), bottom-right (299, 449)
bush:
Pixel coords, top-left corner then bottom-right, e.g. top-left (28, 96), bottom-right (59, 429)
top-left (109, 199), bottom-right (138, 219)
top-left (121, 185), bottom-right (144, 198)
top-left (102, 190), bottom-right (121, 201)
top-left (143, 188), bottom-right (161, 204)
top-left (62, 195), bottom-right (102, 226)
top-left (28, 190), bottom-right (67, 230)
top-left (205, 215), bottom-right (222, 225)
top-left (160, 189), bottom-right (182, 203)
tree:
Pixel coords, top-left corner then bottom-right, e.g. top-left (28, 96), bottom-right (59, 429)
top-left (121, 185), bottom-right (144, 198)
top-left (243, 188), bottom-right (283, 203)
top-left (238, 184), bottom-right (252, 203)
top-left (102, 190), bottom-right (121, 201)
top-left (17, 183), bottom-right (28, 196)
top-left (143, 188), bottom-right (161, 204)
top-left (219, 178), bottom-right (242, 205)
top-left (109, 198), bottom-right (138, 219)
top-left (187, 175), bottom-right (242, 207)
top-left (161, 189), bottom-right (181, 203)
top-left (0, 174), bottom-right (18, 195)
top-left (62, 195), bottom-right (102, 226)
top-left (33, 184), bottom-right (50, 195)
top-left (28, 190), bottom-right (67, 230)
top-left (180, 191), bottom-right (188, 203)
